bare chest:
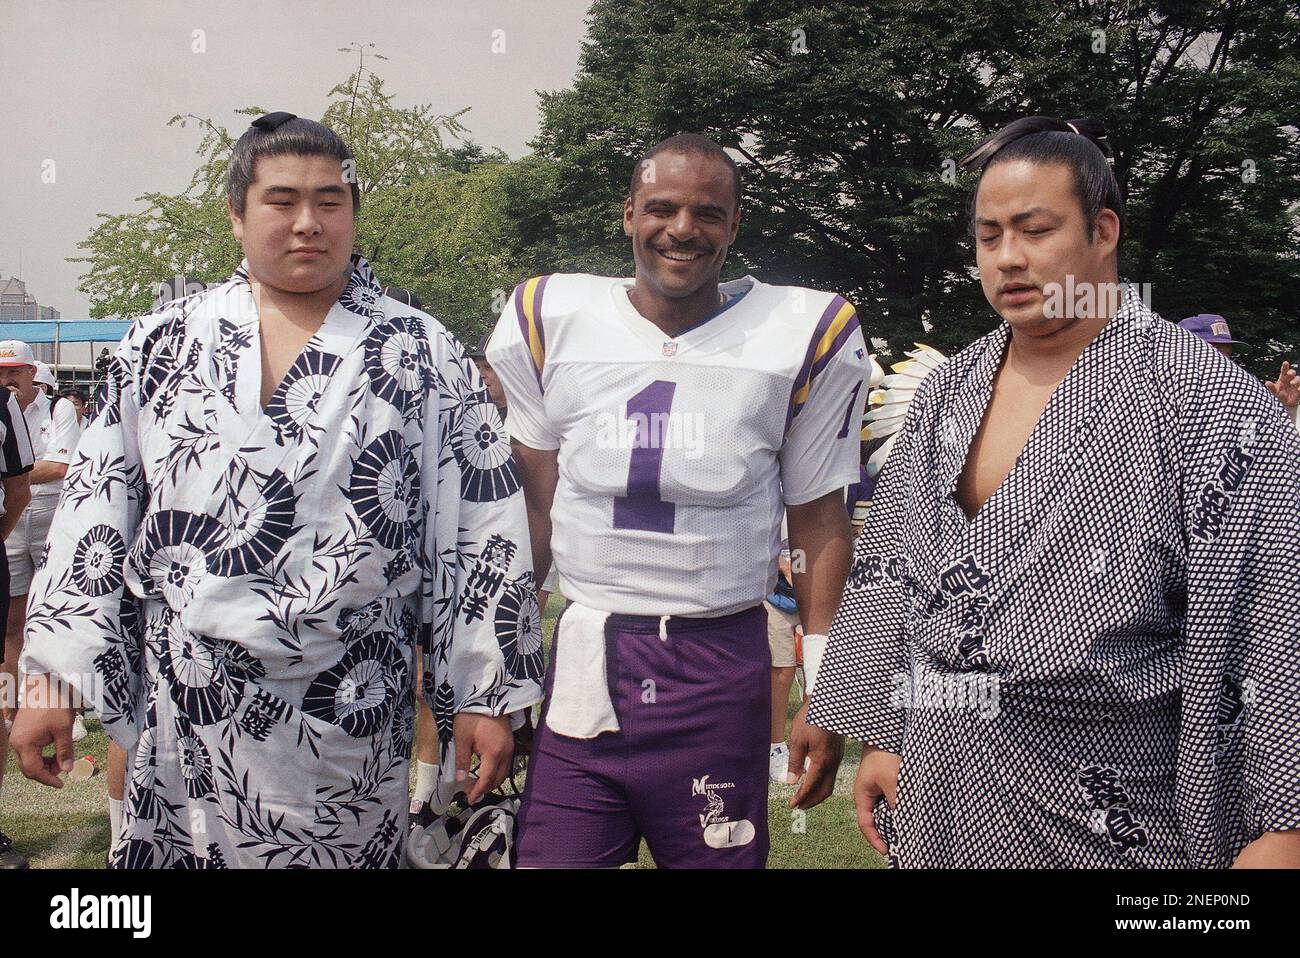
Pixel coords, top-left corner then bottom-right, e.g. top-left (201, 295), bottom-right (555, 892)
top-left (956, 379), bottom-right (1058, 519)
top-left (258, 315), bottom-right (322, 409)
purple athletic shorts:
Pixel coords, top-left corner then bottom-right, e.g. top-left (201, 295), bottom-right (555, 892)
top-left (516, 604), bottom-right (771, 868)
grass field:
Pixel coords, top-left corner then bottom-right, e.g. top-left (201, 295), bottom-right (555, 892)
top-left (1, 597), bottom-right (884, 869)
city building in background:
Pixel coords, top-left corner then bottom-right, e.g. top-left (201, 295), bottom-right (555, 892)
top-left (0, 275), bottom-right (60, 323)
top-left (0, 270), bottom-right (129, 398)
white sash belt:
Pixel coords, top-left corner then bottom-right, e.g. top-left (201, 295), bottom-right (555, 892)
top-left (545, 601), bottom-right (620, 739)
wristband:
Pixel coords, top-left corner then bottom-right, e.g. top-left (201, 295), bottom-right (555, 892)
top-left (802, 633), bottom-right (828, 695)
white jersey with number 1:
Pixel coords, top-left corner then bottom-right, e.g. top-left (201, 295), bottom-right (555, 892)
top-left (488, 273), bottom-right (868, 617)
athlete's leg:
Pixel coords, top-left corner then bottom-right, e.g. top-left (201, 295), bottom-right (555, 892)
top-left (624, 607), bottom-right (772, 868)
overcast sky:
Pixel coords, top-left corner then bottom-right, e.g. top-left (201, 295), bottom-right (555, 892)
top-left (0, 0), bottom-right (594, 317)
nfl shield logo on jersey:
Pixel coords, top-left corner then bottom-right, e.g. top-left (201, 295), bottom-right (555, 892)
top-left (662, 342), bottom-right (677, 357)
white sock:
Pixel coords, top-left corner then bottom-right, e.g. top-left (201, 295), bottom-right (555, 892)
top-left (108, 797), bottom-right (124, 852)
top-left (413, 761), bottom-right (439, 804)
top-left (770, 742), bottom-right (787, 754)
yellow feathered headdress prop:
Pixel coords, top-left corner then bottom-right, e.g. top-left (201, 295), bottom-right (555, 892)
top-left (861, 343), bottom-right (948, 478)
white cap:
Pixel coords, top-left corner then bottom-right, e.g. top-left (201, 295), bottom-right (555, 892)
top-left (33, 362), bottom-right (56, 388)
top-left (0, 340), bottom-right (36, 367)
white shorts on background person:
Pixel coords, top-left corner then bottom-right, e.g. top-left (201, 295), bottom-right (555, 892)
top-left (7, 494), bottom-right (57, 597)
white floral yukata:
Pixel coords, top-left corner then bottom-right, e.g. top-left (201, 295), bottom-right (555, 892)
top-left (808, 294), bottom-right (1300, 868)
top-left (21, 256), bottom-right (543, 868)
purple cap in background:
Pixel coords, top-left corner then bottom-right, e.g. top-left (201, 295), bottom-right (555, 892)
top-left (1178, 313), bottom-right (1247, 346)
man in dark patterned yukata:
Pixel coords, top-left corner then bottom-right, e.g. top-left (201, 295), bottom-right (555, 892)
top-left (11, 114), bottom-right (543, 868)
top-left (808, 116), bottom-right (1300, 868)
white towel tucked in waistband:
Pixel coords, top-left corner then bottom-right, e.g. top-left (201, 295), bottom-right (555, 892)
top-left (545, 600), bottom-right (620, 739)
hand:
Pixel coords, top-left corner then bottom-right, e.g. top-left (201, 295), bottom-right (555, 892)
top-left (452, 712), bottom-right (514, 804)
top-left (853, 746), bottom-right (901, 856)
top-left (1231, 830), bottom-right (1300, 868)
top-left (1265, 360), bottom-right (1300, 408)
top-left (787, 699), bottom-right (843, 810)
top-left (10, 700), bottom-right (78, 789)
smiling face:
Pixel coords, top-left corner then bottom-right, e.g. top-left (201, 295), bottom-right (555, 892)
top-left (624, 150), bottom-right (740, 301)
top-left (228, 153), bottom-right (356, 296)
top-left (974, 159), bottom-right (1120, 337)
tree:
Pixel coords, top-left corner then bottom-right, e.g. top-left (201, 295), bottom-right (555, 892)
top-left (365, 156), bottom-right (560, 344)
top-left (529, 0), bottom-right (1300, 377)
top-left (72, 46), bottom-right (522, 342)
top-left (73, 111), bottom-right (243, 320)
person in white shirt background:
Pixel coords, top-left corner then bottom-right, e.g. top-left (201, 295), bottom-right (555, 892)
top-left (0, 343), bottom-right (83, 736)
top-left (32, 363), bottom-right (56, 399)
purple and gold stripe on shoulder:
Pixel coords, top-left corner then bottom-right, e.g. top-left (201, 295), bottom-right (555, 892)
top-left (512, 275), bottom-right (551, 387)
top-left (785, 295), bottom-right (859, 434)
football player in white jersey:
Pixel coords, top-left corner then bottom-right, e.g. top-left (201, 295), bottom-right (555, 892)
top-left (489, 134), bottom-right (861, 867)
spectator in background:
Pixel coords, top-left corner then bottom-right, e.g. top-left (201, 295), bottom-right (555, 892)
top-left (380, 285), bottom-right (421, 310)
top-left (1178, 314), bottom-right (1299, 432)
top-left (35, 364), bottom-right (76, 425)
top-left (1178, 313), bottom-right (1244, 358)
top-left (0, 386), bottom-right (34, 869)
top-left (0, 342), bottom-right (82, 737)
top-left (33, 363), bottom-right (57, 399)
top-left (764, 521), bottom-right (800, 784)
top-left (60, 388), bottom-right (87, 425)
top-left (845, 459), bottom-right (875, 540)
top-left (1265, 361), bottom-right (1300, 433)
top-left (468, 332), bottom-right (508, 414)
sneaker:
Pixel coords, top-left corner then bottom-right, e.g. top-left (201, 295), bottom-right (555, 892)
top-left (769, 743), bottom-right (797, 785)
top-left (0, 830), bottom-right (29, 870)
top-left (72, 713), bottom-right (88, 742)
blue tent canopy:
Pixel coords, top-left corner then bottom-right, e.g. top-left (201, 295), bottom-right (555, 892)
top-left (0, 321), bottom-right (132, 345)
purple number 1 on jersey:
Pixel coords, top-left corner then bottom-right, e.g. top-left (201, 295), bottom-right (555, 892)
top-left (613, 380), bottom-right (677, 534)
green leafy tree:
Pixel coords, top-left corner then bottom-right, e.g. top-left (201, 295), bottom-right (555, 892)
top-left (73, 112), bottom-right (243, 319)
top-left (366, 155), bottom-right (561, 343)
top-left (529, 0), bottom-right (1300, 377)
top-left (72, 45), bottom-right (511, 341)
